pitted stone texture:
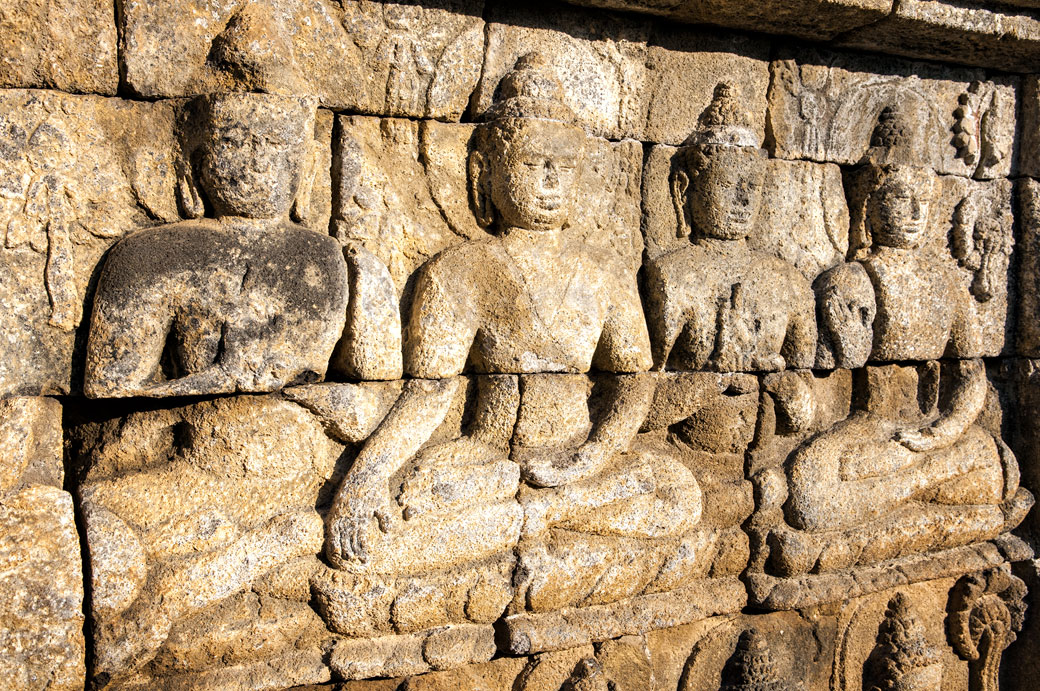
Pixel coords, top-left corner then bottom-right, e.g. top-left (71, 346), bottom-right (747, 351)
top-left (1021, 77), bottom-right (1040, 179)
top-left (84, 219), bottom-right (348, 398)
top-left (0, 91), bottom-right (180, 397)
top-left (333, 115), bottom-right (643, 307)
top-left (83, 94), bottom-right (345, 398)
top-left (642, 27), bottom-right (770, 146)
top-left (475, 3), bottom-right (651, 141)
top-left (844, 168), bottom-right (1013, 360)
top-left (642, 136), bottom-right (823, 373)
top-left (0, 0), bottom-right (118, 94)
top-left (476, 7), bottom-right (770, 145)
top-left (71, 394), bottom-right (350, 688)
top-left (1017, 179), bottom-right (1040, 357)
top-left (120, 0), bottom-right (484, 118)
top-left (0, 397), bottom-right (85, 691)
top-left (767, 48), bottom-right (1017, 179)
top-left (643, 147), bottom-right (850, 277)
top-left (836, 0), bottom-right (1040, 73)
top-left (561, 0), bottom-right (892, 41)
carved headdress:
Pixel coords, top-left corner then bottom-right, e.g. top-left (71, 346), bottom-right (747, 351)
top-left (207, 3), bottom-right (308, 97)
top-left (484, 52), bottom-right (578, 125)
top-left (178, 4), bottom-right (318, 221)
top-left (683, 82), bottom-right (761, 150)
top-left (846, 100), bottom-right (940, 253)
top-left (671, 82), bottom-right (766, 239)
top-left (469, 53), bottom-right (583, 228)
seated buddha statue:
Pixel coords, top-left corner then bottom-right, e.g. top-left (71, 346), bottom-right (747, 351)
top-left (83, 35), bottom-right (348, 398)
top-left (646, 83), bottom-right (817, 374)
top-left (324, 54), bottom-right (704, 624)
top-left (774, 109), bottom-right (1032, 577)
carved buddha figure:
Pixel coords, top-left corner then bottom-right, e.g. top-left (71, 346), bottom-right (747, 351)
top-left (84, 18), bottom-right (347, 398)
top-left (776, 108), bottom-right (1031, 575)
top-left (646, 83), bottom-right (816, 373)
top-left (325, 54), bottom-right (703, 615)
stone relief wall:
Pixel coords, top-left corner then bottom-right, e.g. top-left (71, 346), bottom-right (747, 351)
top-left (3, 1), bottom-right (1040, 690)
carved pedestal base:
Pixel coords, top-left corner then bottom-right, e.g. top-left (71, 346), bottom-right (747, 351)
top-left (748, 536), bottom-right (1032, 610)
top-left (503, 576), bottom-right (747, 655)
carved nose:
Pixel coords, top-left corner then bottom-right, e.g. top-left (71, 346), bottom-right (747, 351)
top-left (911, 199), bottom-right (922, 221)
top-left (542, 162), bottom-right (560, 189)
top-left (736, 184), bottom-right (750, 206)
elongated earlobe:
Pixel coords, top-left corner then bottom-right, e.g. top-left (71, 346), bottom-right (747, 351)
top-left (670, 168), bottom-right (691, 239)
top-left (468, 149), bottom-right (494, 229)
top-left (291, 144), bottom-right (317, 225)
top-left (177, 167), bottom-right (205, 220)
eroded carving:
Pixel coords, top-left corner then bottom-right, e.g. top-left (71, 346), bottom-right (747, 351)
top-left (865, 593), bottom-right (943, 691)
top-left (948, 567), bottom-right (1027, 691)
top-left (646, 83), bottom-right (817, 374)
top-left (747, 105), bottom-right (1031, 610)
top-left (84, 19), bottom-right (349, 398)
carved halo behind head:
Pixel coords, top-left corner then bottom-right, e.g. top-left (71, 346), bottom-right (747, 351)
top-left (846, 100), bottom-right (941, 255)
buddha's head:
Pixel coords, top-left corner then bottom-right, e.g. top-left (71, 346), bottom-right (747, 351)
top-left (865, 164), bottom-right (938, 250)
top-left (848, 104), bottom-right (940, 252)
top-left (193, 93), bottom-right (313, 219)
top-left (469, 53), bottom-right (586, 233)
top-left (672, 83), bottom-right (766, 243)
top-left (177, 3), bottom-right (317, 223)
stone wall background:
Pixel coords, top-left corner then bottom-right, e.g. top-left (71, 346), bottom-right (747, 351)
top-left (2, 0), bottom-right (1040, 689)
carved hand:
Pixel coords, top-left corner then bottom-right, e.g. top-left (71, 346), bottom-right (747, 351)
top-left (522, 441), bottom-right (609, 488)
top-left (325, 484), bottom-right (394, 568)
top-left (894, 422), bottom-right (959, 453)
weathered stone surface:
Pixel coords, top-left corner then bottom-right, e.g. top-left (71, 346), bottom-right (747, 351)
top-left (563, 0), bottom-right (893, 40)
top-left (474, 3), bottom-right (651, 141)
top-left (0, 0), bottom-right (118, 94)
top-left (642, 27), bottom-right (770, 146)
top-left (1017, 180), bottom-right (1040, 357)
top-left (71, 393), bottom-right (348, 688)
top-left (121, 0), bottom-right (484, 118)
top-left (333, 113), bottom-right (643, 314)
top-left (476, 6), bottom-right (770, 145)
top-left (0, 91), bottom-right (180, 397)
top-left (0, 397), bottom-right (85, 691)
top-left (1021, 76), bottom-right (1040, 180)
top-left (643, 86), bottom-right (818, 373)
top-left (643, 147), bottom-right (850, 277)
top-left (84, 93), bottom-right (346, 398)
top-left (767, 47), bottom-right (1018, 179)
top-left (842, 150), bottom-right (1013, 360)
top-left (837, 0), bottom-right (1040, 72)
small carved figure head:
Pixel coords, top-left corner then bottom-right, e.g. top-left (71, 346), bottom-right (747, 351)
top-left (469, 53), bottom-right (586, 232)
top-left (848, 104), bottom-right (940, 253)
top-left (177, 3), bottom-right (318, 222)
top-left (672, 83), bottom-right (767, 242)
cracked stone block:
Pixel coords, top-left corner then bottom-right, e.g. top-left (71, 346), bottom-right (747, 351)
top-left (0, 397), bottom-right (85, 691)
top-left (767, 46), bottom-right (1018, 180)
top-left (0, 0), bottom-right (118, 94)
top-left (120, 0), bottom-right (484, 118)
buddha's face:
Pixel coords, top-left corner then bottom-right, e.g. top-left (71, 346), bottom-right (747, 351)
top-left (198, 95), bottom-right (309, 219)
top-left (487, 119), bottom-right (585, 232)
top-left (687, 146), bottom-right (765, 241)
top-left (869, 166), bottom-right (936, 250)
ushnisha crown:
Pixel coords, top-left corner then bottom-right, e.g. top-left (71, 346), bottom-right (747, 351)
top-left (485, 52), bottom-right (578, 125)
top-left (682, 82), bottom-right (761, 150)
